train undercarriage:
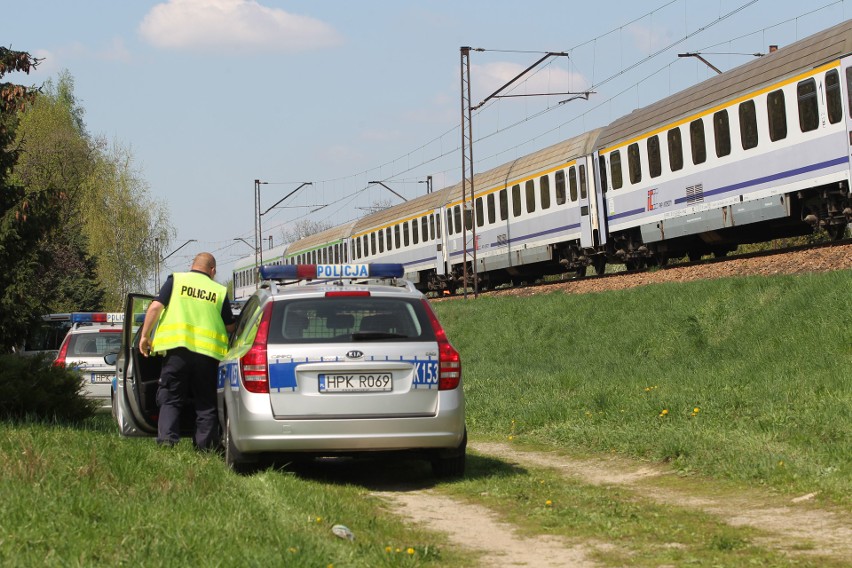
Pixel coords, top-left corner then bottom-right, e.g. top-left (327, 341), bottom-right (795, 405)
top-left (423, 182), bottom-right (850, 295)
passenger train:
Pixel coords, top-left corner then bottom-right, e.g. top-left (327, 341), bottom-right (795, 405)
top-left (233, 20), bottom-right (852, 300)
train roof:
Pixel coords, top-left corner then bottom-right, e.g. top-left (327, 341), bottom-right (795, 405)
top-left (350, 129), bottom-right (603, 235)
top-left (597, 18), bottom-right (852, 150)
top-left (286, 220), bottom-right (357, 255)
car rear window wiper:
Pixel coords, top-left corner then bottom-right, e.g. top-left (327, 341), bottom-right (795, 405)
top-left (351, 331), bottom-right (407, 340)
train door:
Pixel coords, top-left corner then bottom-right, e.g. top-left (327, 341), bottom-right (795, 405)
top-left (578, 154), bottom-right (607, 248)
top-left (842, 57), bottom-right (852, 174)
top-left (435, 209), bottom-right (447, 276)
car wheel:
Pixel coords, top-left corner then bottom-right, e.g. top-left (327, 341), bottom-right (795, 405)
top-left (431, 429), bottom-right (467, 479)
top-left (224, 415), bottom-right (253, 474)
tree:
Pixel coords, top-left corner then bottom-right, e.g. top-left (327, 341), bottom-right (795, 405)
top-left (81, 139), bottom-right (172, 308)
top-left (0, 46), bottom-right (51, 351)
top-left (279, 218), bottom-right (333, 245)
top-left (10, 72), bottom-right (103, 314)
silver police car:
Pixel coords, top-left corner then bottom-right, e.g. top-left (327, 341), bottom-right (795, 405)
top-left (55, 313), bottom-right (124, 412)
top-left (218, 263), bottom-right (466, 476)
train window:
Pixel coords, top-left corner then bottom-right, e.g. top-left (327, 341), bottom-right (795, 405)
top-left (403, 222), bottom-right (410, 247)
top-left (476, 197), bottom-right (484, 227)
top-left (364, 236), bottom-right (370, 257)
top-left (598, 156), bottom-right (608, 194)
top-left (370, 231), bottom-right (376, 254)
top-left (609, 151), bottom-right (623, 190)
top-left (739, 100), bottom-right (758, 149)
top-left (579, 165), bottom-right (587, 199)
top-left (826, 70), bottom-right (842, 124)
top-left (555, 169), bottom-right (567, 203)
top-left (355, 239), bottom-right (361, 260)
top-left (334, 244), bottom-right (340, 263)
top-left (647, 135), bottom-right (661, 178)
top-left (667, 127), bottom-right (683, 171)
top-left (627, 143), bottom-right (642, 184)
top-left (487, 193), bottom-right (496, 223)
top-left (385, 227), bottom-right (392, 251)
top-left (464, 205), bottom-right (472, 230)
top-left (394, 224), bottom-right (401, 248)
top-left (568, 166), bottom-right (578, 201)
top-left (512, 184), bottom-right (522, 217)
top-left (429, 214), bottom-right (435, 240)
top-left (690, 119), bottom-right (706, 164)
top-left (436, 213), bottom-right (441, 237)
top-left (713, 110), bottom-right (731, 158)
top-left (454, 205), bottom-right (462, 232)
top-left (413, 220), bottom-right (419, 245)
top-left (446, 208), bottom-right (454, 235)
top-left (767, 89), bottom-right (787, 142)
top-left (499, 188), bottom-right (508, 220)
top-left (797, 78), bottom-right (819, 132)
top-left (421, 217), bottom-right (428, 241)
top-left (540, 175), bottom-right (551, 209)
top-left (525, 180), bottom-right (535, 213)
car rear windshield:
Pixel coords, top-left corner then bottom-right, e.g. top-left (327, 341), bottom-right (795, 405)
top-left (268, 297), bottom-right (435, 344)
top-left (66, 331), bottom-right (122, 357)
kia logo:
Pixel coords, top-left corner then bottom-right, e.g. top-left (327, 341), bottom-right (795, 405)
top-left (346, 350), bottom-right (364, 359)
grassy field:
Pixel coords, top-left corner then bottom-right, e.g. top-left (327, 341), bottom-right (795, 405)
top-left (433, 269), bottom-right (852, 507)
top-left (1, 269), bottom-right (849, 566)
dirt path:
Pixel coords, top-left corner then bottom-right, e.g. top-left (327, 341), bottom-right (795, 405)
top-left (373, 442), bottom-right (852, 567)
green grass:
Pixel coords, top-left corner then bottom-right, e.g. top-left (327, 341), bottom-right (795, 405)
top-left (2, 269), bottom-right (849, 566)
top-left (434, 269), bottom-right (852, 507)
top-left (0, 416), bottom-right (473, 567)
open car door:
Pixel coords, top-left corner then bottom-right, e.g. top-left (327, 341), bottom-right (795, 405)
top-left (114, 293), bottom-right (161, 435)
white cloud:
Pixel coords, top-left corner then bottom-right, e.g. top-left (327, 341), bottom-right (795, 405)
top-left (627, 23), bottom-right (672, 55)
top-left (139, 0), bottom-right (343, 54)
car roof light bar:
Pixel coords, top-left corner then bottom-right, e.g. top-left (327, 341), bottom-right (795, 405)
top-left (259, 263), bottom-right (404, 281)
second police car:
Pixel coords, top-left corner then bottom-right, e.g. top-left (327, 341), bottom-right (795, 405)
top-left (54, 312), bottom-right (124, 412)
top-left (112, 263), bottom-right (467, 477)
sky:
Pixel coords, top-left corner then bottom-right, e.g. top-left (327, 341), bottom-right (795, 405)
top-left (5, 0), bottom-right (851, 289)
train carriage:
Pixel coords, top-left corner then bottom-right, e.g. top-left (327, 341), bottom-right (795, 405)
top-left (595, 18), bottom-right (852, 266)
top-left (236, 19), bottom-right (852, 296)
top-left (349, 191), bottom-right (449, 289)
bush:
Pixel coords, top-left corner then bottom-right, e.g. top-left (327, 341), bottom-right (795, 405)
top-left (0, 354), bottom-right (97, 422)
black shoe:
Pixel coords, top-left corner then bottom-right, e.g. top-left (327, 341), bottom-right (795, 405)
top-left (157, 440), bottom-right (177, 448)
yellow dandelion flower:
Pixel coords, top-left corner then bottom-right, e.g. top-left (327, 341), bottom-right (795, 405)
top-left (693, 407), bottom-right (700, 413)
top-left (644, 387), bottom-right (651, 392)
top-left (545, 499), bottom-right (553, 506)
top-left (778, 460), bottom-right (785, 467)
top-left (315, 517), bottom-right (322, 523)
top-left (659, 409), bottom-right (669, 417)
top-left (288, 547), bottom-right (298, 554)
top-left (407, 548), bottom-right (415, 555)
top-left (385, 546), bottom-right (392, 553)
top-left (396, 548), bottom-right (402, 553)
top-left (508, 435), bottom-right (514, 441)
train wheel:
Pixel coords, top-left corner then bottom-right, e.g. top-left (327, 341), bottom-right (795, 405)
top-left (593, 257), bottom-right (606, 276)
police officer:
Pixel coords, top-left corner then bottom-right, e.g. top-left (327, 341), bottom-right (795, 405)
top-left (139, 252), bottom-right (236, 449)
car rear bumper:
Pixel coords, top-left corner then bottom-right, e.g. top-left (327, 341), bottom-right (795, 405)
top-left (226, 390), bottom-right (465, 454)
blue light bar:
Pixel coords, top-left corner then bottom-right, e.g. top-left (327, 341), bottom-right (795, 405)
top-left (259, 263), bottom-right (404, 281)
top-left (70, 312), bottom-right (124, 324)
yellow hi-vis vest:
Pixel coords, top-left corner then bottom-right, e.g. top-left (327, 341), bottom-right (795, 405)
top-left (151, 271), bottom-right (229, 360)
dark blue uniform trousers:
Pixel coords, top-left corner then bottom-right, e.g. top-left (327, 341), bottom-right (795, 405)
top-left (156, 347), bottom-right (219, 449)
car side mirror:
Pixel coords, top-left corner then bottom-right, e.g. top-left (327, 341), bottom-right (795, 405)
top-left (104, 352), bottom-right (118, 365)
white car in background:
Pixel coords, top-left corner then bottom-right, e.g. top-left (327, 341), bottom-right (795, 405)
top-left (55, 313), bottom-right (123, 411)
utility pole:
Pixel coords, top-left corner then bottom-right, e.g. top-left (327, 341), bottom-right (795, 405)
top-left (459, 48), bottom-right (576, 298)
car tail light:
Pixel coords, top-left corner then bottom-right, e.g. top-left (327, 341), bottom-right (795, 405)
top-left (240, 302), bottom-right (273, 394)
top-left (421, 300), bottom-right (461, 390)
top-left (54, 335), bottom-right (70, 367)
